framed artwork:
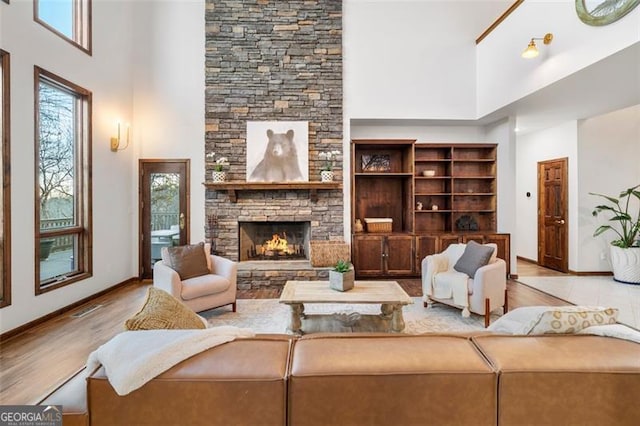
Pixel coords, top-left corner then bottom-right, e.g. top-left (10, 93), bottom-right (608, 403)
top-left (576, 0), bottom-right (640, 26)
top-left (361, 154), bottom-right (391, 172)
top-left (246, 121), bottom-right (309, 182)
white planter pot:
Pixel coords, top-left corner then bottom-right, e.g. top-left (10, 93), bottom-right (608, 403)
top-left (320, 170), bottom-right (334, 182)
top-left (609, 245), bottom-right (640, 284)
top-left (212, 171), bottom-right (226, 182)
top-left (329, 269), bottom-right (355, 292)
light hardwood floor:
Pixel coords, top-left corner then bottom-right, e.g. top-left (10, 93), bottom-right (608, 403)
top-left (0, 261), bottom-right (567, 405)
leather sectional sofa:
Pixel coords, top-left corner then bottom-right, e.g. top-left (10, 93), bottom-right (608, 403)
top-left (40, 332), bottom-right (640, 425)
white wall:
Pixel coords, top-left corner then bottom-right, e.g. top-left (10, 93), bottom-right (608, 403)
top-left (477, 0), bottom-right (640, 117)
top-left (485, 117), bottom-right (517, 274)
top-left (577, 104), bottom-right (640, 271)
top-left (0, 0), bottom-right (135, 332)
top-left (131, 0), bottom-right (205, 247)
top-left (343, 0), bottom-right (509, 120)
top-left (515, 121), bottom-right (579, 269)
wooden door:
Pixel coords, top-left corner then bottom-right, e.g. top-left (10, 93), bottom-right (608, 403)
top-left (139, 160), bottom-right (190, 279)
top-left (538, 158), bottom-right (568, 273)
top-left (353, 235), bottom-right (384, 277)
top-left (385, 235), bottom-right (414, 275)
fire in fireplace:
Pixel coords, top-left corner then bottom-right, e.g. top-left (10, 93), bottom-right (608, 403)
top-left (239, 221), bottom-right (310, 261)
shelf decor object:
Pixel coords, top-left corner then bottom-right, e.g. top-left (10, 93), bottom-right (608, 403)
top-left (361, 154), bottom-right (391, 172)
top-left (211, 171), bottom-right (226, 182)
top-left (320, 170), bottom-right (334, 182)
top-left (575, 0), bottom-right (640, 26)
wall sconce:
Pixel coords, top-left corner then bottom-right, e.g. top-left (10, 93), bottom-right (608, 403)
top-left (110, 122), bottom-right (130, 152)
top-left (521, 33), bottom-right (553, 59)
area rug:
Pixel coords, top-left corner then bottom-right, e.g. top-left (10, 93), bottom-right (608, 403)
top-left (200, 297), bottom-right (496, 334)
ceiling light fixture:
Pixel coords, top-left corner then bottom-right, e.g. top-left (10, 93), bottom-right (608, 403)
top-left (521, 33), bottom-right (553, 59)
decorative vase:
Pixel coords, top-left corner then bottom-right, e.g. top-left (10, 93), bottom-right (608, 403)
top-left (329, 269), bottom-right (355, 292)
top-left (354, 219), bottom-right (364, 233)
top-left (321, 170), bottom-right (334, 182)
top-left (212, 171), bottom-right (226, 183)
top-left (609, 246), bottom-right (640, 284)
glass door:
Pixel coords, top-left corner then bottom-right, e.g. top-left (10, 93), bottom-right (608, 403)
top-left (139, 160), bottom-right (190, 279)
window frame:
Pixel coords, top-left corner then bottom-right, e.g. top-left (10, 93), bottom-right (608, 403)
top-left (34, 66), bottom-right (92, 294)
top-left (34, 0), bottom-right (92, 55)
top-left (1, 50), bottom-right (11, 308)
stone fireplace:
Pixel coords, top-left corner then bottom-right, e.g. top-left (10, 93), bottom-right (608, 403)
top-left (239, 221), bottom-right (310, 261)
top-left (204, 0), bottom-right (344, 289)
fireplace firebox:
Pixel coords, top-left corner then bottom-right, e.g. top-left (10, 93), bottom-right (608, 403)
top-left (239, 221), bottom-right (310, 261)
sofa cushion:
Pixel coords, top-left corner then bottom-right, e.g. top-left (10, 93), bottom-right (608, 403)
top-left (88, 336), bottom-right (292, 426)
top-left (453, 240), bottom-right (494, 278)
top-left (164, 243), bottom-right (210, 280)
top-left (125, 287), bottom-right (206, 330)
top-left (290, 334), bottom-right (497, 426)
top-left (473, 334), bottom-right (640, 426)
top-left (180, 274), bottom-right (231, 301)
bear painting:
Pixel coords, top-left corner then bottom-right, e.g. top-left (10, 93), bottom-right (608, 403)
top-left (248, 128), bottom-right (306, 182)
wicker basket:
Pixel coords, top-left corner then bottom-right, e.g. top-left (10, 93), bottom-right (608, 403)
top-left (364, 218), bottom-right (393, 233)
top-left (310, 240), bottom-right (351, 267)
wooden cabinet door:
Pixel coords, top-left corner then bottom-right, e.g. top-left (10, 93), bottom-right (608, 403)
top-left (353, 235), bottom-right (384, 276)
top-left (385, 235), bottom-right (414, 275)
top-left (484, 233), bottom-right (511, 277)
top-left (461, 234), bottom-right (485, 245)
top-left (439, 235), bottom-right (461, 252)
top-left (415, 235), bottom-right (438, 274)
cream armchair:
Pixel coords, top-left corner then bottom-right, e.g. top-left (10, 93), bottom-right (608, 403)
top-left (153, 253), bottom-right (238, 313)
top-left (421, 243), bottom-right (507, 327)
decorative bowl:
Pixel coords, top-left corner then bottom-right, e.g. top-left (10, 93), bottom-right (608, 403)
top-left (423, 170), bottom-right (436, 177)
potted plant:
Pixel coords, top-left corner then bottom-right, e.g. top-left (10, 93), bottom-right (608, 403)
top-left (590, 184), bottom-right (640, 284)
top-left (206, 152), bottom-right (230, 182)
top-left (329, 259), bottom-right (354, 292)
top-left (319, 150), bottom-right (340, 182)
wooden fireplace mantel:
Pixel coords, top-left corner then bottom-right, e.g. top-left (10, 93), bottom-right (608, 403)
top-left (203, 181), bottom-right (343, 203)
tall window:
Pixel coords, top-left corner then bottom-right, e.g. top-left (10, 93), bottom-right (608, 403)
top-left (35, 67), bottom-right (92, 293)
top-left (34, 0), bottom-right (92, 54)
top-left (0, 50), bottom-right (11, 308)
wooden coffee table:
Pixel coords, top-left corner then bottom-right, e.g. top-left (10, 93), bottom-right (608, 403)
top-left (279, 280), bottom-right (413, 334)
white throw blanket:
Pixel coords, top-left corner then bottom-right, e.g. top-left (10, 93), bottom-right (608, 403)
top-left (433, 271), bottom-right (470, 310)
top-left (86, 326), bottom-right (255, 396)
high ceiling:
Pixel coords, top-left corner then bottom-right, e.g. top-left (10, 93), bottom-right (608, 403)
top-left (481, 41), bottom-right (640, 133)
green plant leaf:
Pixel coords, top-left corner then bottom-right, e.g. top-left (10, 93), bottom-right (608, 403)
top-left (593, 225), bottom-right (612, 237)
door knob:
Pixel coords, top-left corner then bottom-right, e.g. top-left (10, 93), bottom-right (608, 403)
top-left (179, 213), bottom-right (185, 230)
top-left (555, 219), bottom-right (565, 225)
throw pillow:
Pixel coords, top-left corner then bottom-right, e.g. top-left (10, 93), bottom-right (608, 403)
top-left (125, 287), bottom-right (206, 330)
top-left (578, 324), bottom-right (640, 344)
top-left (525, 306), bottom-right (618, 335)
top-left (487, 306), bottom-right (551, 334)
top-left (453, 240), bottom-right (495, 278)
top-left (162, 242), bottom-right (213, 274)
top-left (166, 242), bottom-right (210, 280)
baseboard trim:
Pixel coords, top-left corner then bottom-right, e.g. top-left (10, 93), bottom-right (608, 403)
top-left (568, 270), bottom-right (614, 276)
top-left (509, 274), bottom-right (519, 279)
top-left (0, 277), bottom-right (137, 342)
top-left (516, 256), bottom-right (537, 264)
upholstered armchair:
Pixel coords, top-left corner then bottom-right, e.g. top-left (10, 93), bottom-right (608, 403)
top-left (153, 244), bottom-right (237, 313)
top-left (422, 242), bottom-right (507, 327)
